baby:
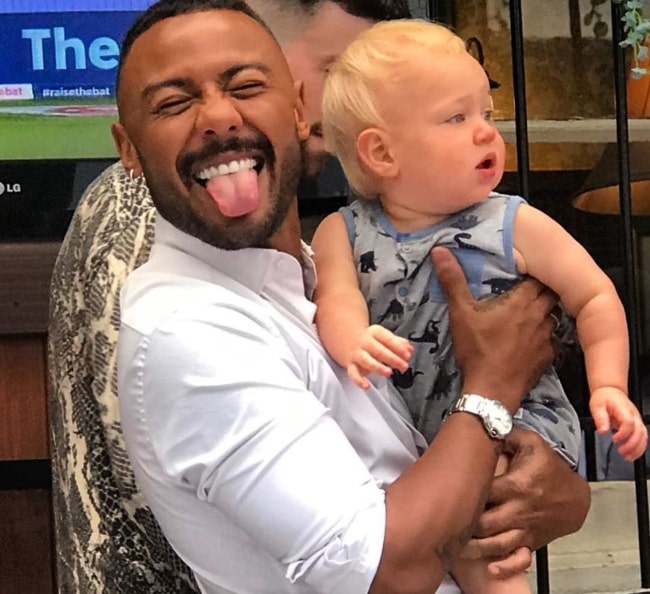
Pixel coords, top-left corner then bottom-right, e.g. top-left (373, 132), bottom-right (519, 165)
top-left (313, 18), bottom-right (647, 594)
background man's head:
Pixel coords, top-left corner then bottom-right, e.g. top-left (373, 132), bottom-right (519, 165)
top-left (246, 0), bottom-right (412, 177)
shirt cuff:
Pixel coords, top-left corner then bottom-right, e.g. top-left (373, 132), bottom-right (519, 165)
top-left (285, 485), bottom-right (386, 594)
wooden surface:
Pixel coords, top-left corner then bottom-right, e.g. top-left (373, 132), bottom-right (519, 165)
top-left (0, 490), bottom-right (54, 594)
top-left (0, 335), bottom-right (48, 461)
top-left (0, 242), bottom-right (61, 335)
top-left (0, 333), bottom-right (54, 593)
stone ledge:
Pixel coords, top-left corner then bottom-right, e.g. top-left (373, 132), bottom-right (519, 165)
top-left (527, 481), bottom-right (648, 593)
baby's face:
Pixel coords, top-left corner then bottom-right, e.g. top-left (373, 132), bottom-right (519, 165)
top-left (377, 50), bottom-right (506, 220)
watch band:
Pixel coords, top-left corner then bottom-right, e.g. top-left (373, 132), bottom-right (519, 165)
top-left (451, 393), bottom-right (485, 416)
top-left (448, 393), bottom-right (513, 439)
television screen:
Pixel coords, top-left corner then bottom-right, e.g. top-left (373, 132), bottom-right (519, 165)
top-left (0, 0), bottom-right (154, 239)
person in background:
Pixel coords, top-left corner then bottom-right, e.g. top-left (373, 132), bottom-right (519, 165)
top-left (47, 1), bottom-right (590, 593)
top-left (112, 1), bottom-right (577, 592)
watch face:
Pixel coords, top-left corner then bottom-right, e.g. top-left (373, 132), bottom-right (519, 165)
top-left (485, 401), bottom-right (513, 438)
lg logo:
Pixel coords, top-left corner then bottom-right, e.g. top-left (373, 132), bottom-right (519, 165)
top-left (0, 182), bottom-right (22, 195)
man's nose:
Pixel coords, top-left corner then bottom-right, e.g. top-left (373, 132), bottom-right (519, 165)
top-left (196, 92), bottom-right (243, 136)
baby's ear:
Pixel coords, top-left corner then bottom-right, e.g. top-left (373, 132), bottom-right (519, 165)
top-left (356, 127), bottom-right (398, 180)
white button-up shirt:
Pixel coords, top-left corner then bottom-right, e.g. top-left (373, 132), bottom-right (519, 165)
top-left (118, 216), bottom-right (458, 594)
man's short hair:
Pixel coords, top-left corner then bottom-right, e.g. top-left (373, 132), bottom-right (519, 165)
top-left (116, 0), bottom-right (270, 100)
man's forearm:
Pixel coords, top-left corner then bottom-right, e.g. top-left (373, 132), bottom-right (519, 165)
top-left (370, 413), bottom-right (504, 594)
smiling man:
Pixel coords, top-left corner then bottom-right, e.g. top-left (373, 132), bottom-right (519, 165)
top-left (48, 2), bottom-right (413, 592)
top-left (113, 40), bottom-right (304, 252)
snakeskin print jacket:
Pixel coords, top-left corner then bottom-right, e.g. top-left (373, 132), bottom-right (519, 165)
top-left (48, 162), bottom-right (198, 593)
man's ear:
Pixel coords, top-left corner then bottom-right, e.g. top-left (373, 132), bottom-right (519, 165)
top-left (356, 127), bottom-right (398, 179)
top-left (111, 121), bottom-right (142, 175)
top-left (293, 80), bottom-right (310, 141)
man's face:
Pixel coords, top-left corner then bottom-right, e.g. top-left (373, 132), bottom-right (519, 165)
top-left (112, 9), bottom-right (309, 250)
top-left (283, 1), bottom-right (373, 177)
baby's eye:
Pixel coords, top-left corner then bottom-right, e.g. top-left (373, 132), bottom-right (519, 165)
top-left (447, 114), bottom-right (466, 124)
top-left (483, 109), bottom-right (494, 121)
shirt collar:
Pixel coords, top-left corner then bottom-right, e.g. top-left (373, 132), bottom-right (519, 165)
top-left (154, 215), bottom-right (317, 300)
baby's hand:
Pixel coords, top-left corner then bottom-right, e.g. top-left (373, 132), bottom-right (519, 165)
top-left (590, 387), bottom-right (648, 461)
top-left (347, 325), bottom-right (414, 389)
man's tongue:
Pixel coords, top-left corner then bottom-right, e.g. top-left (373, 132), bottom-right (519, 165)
top-left (205, 169), bottom-right (260, 218)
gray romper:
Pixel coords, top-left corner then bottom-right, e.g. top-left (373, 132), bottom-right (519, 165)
top-left (340, 193), bottom-right (580, 467)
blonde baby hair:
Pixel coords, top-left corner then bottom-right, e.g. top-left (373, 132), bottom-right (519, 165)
top-left (322, 19), bottom-right (467, 197)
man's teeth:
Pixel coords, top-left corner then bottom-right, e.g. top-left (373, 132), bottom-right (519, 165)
top-left (197, 158), bottom-right (256, 181)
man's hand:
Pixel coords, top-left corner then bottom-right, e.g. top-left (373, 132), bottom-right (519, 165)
top-left (431, 246), bottom-right (558, 411)
top-left (462, 428), bottom-right (591, 577)
top-left (346, 325), bottom-right (414, 389)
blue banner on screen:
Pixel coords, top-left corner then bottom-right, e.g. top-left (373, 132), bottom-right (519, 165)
top-left (0, 1), bottom-right (156, 162)
top-left (4, 1), bottom-right (153, 13)
top-left (0, 11), bottom-right (147, 97)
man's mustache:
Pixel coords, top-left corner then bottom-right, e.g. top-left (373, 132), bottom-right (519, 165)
top-left (177, 135), bottom-right (275, 187)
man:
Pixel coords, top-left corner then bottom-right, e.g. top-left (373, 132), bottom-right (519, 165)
top-left (111, 2), bottom-right (579, 593)
top-left (47, 1), bottom-right (588, 593)
top-left (48, 2), bottom-right (411, 592)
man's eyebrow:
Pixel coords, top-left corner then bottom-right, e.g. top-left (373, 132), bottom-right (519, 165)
top-left (218, 62), bottom-right (272, 83)
top-left (141, 77), bottom-right (194, 101)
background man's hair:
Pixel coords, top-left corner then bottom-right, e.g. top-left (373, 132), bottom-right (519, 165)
top-left (255, 0), bottom-right (412, 20)
top-left (246, 0), bottom-right (412, 44)
top-left (328, 0), bottom-right (412, 21)
top-left (116, 0), bottom-right (270, 99)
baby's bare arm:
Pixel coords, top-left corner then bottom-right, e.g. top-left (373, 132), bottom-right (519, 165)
top-left (513, 204), bottom-right (630, 405)
top-left (311, 214), bottom-right (412, 388)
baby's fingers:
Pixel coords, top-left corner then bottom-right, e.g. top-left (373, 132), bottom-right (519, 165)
top-left (369, 326), bottom-right (413, 362)
top-left (617, 419), bottom-right (648, 461)
top-left (365, 340), bottom-right (411, 372)
top-left (591, 405), bottom-right (610, 434)
top-left (612, 416), bottom-right (635, 444)
top-left (355, 351), bottom-right (394, 377)
top-left (348, 364), bottom-right (371, 390)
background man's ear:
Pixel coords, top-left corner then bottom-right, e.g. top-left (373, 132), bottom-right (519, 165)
top-left (111, 122), bottom-right (142, 175)
top-left (356, 128), bottom-right (398, 179)
top-left (293, 81), bottom-right (310, 141)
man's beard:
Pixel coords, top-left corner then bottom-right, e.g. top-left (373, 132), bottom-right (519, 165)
top-left (301, 128), bottom-right (329, 180)
top-left (144, 134), bottom-right (306, 251)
